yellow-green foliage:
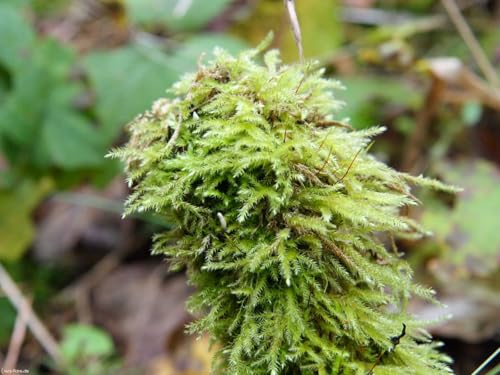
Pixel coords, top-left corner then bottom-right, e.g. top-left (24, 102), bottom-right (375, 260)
top-left (111, 37), bottom-right (456, 374)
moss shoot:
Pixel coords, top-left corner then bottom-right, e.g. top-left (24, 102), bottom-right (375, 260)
top-left (111, 37), bottom-right (456, 375)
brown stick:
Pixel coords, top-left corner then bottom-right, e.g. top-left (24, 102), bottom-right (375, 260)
top-left (56, 221), bottom-right (138, 326)
top-left (425, 57), bottom-right (500, 110)
top-left (166, 114), bottom-right (183, 150)
top-left (441, 0), bottom-right (499, 87)
top-left (401, 77), bottom-right (444, 173)
top-left (321, 237), bottom-right (357, 271)
top-left (0, 263), bottom-right (61, 364)
top-left (60, 248), bottom-right (130, 300)
top-left (317, 146), bottom-right (334, 175)
top-left (4, 297), bottom-right (30, 369)
top-left (284, 0), bottom-right (304, 63)
top-left (336, 145), bottom-right (366, 183)
top-left (54, 221), bottom-right (139, 330)
top-left (295, 163), bottom-right (329, 187)
top-left (316, 120), bottom-right (353, 130)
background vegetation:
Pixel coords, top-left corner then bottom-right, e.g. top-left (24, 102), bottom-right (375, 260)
top-left (0, 0), bottom-right (498, 374)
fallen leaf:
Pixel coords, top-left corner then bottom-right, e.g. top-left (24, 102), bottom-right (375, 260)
top-left (92, 264), bottom-right (193, 366)
top-left (0, 178), bottom-right (53, 261)
top-left (151, 334), bottom-right (216, 375)
top-left (423, 57), bottom-right (500, 111)
top-left (421, 159), bottom-right (500, 279)
top-left (410, 279), bottom-right (500, 342)
top-left (33, 178), bottom-right (127, 262)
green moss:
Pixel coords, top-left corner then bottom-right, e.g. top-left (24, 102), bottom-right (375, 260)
top-left (111, 36), bottom-right (456, 374)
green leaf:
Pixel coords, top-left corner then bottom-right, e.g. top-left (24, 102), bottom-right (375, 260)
top-left (232, 0), bottom-right (342, 62)
top-left (84, 36), bottom-right (246, 146)
top-left (176, 34), bottom-right (248, 59)
top-left (422, 160), bottom-right (500, 278)
top-left (61, 324), bottom-right (115, 361)
top-left (0, 41), bottom-right (74, 146)
top-left (167, 33), bottom-right (248, 71)
top-left (0, 299), bottom-right (16, 346)
top-left (84, 45), bottom-right (178, 144)
top-left (43, 109), bottom-right (102, 169)
top-left (461, 101), bottom-right (482, 127)
top-left (337, 75), bottom-right (421, 129)
top-left (0, 38), bottom-right (99, 171)
top-left (0, 179), bottom-right (53, 261)
top-left (124, 0), bottom-right (232, 30)
top-left (0, 4), bottom-right (35, 72)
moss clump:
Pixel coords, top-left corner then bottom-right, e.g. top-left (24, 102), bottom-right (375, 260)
top-left (111, 37), bottom-right (455, 374)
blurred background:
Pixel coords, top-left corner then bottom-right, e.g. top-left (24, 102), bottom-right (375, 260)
top-left (0, 0), bottom-right (499, 374)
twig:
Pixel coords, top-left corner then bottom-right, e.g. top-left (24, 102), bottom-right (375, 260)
top-left (218, 212), bottom-right (245, 252)
top-left (166, 114), bottom-right (183, 150)
top-left (129, 266), bottom-right (165, 335)
top-left (295, 163), bottom-right (329, 187)
top-left (55, 222), bottom-right (138, 326)
top-left (59, 247), bottom-right (131, 300)
top-left (336, 142), bottom-right (373, 184)
top-left (424, 57), bottom-right (500, 110)
top-left (317, 130), bottom-right (332, 152)
top-left (440, 0), bottom-right (499, 87)
top-left (389, 233), bottom-right (403, 257)
top-left (295, 63), bottom-right (313, 93)
top-left (74, 288), bottom-right (93, 324)
top-left (365, 350), bottom-right (385, 375)
top-left (471, 347), bottom-right (500, 375)
top-left (173, 0), bottom-right (193, 17)
top-left (317, 146), bottom-right (334, 175)
top-left (4, 297), bottom-right (30, 369)
top-left (401, 77), bottom-right (444, 173)
top-left (341, 6), bottom-right (413, 25)
top-left (365, 324), bottom-right (407, 375)
top-left (284, 0), bottom-right (304, 63)
top-left (0, 263), bottom-right (62, 364)
top-left (58, 221), bottom-right (136, 301)
top-left (316, 120), bottom-right (353, 130)
top-left (342, 6), bottom-right (446, 31)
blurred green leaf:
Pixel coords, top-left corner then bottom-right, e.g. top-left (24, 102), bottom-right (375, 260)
top-left (293, 0), bottom-right (342, 60)
top-left (461, 101), bottom-right (482, 127)
top-left (30, 0), bottom-right (69, 15)
top-left (84, 45), bottom-right (178, 144)
top-left (177, 33), bottom-right (247, 59)
top-left (61, 324), bottom-right (115, 362)
top-left (84, 35), bottom-right (246, 144)
top-left (394, 116), bottom-right (416, 135)
top-left (167, 33), bottom-right (248, 71)
top-left (0, 179), bottom-right (53, 261)
top-left (337, 75), bottom-right (421, 129)
top-left (60, 324), bottom-right (124, 375)
top-left (422, 160), bottom-right (500, 278)
top-left (43, 109), bottom-right (102, 168)
top-left (0, 76), bottom-right (7, 104)
top-left (232, 0), bottom-right (341, 62)
top-left (0, 298), bottom-right (16, 346)
top-left (0, 4), bottom-right (35, 72)
top-left (124, 0), bottom-right (231, 30)
top-left (0, 35), bottom-right (102, 172)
